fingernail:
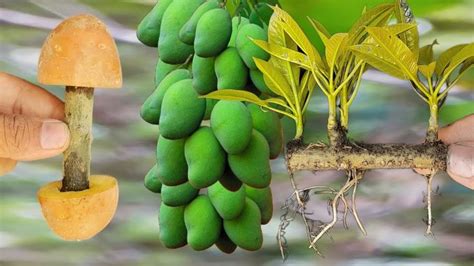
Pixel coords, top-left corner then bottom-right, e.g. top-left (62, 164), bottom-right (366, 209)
top-left (41, 120), bottom-right (69, 150)
top-left (448, 142), bottom-right (474, 178)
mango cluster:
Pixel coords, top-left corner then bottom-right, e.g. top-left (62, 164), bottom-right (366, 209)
top-left (138, 0), bottom-right (281, 253)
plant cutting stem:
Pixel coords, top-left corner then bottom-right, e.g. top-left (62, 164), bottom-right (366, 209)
top-left (426, 99), bottom-right (439, 143)
top-left (61, 86), bottom-right (94, 192)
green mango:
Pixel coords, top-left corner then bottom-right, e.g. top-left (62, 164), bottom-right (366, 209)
top-left (245, 185), bottom-right (273, 224)
top-left (141, 69), bottom-right (191, 124)
top-left (192, 55), bottom-right (217, 95)
top-left (215, 47), bottom-right (248, 90)
top-left (144, 164), bottom-right (162, 193)
top-left (185, 127), bottom-right (226, 189)
top-left (223, 198), bottom-right (263, 251)
top-left (249, 69), bottom-right (274, 96)
top-left (204, 98), bottom-right (218, 120)
top-left (159, 0), bottom-right (205, 64)
top-left (195, 8), bottom-right (232, 57)
top-left (208, 179), bottom-right (246, 220)
top-left (179, 0), bottom-right (220, 45)
top-left (215, 229), bottom-right (237, 254)
top-left (136, 0), bottom-right (173, 47)
top-left (210, 100), bottom-right (252, 154)
top-left (161, 182), bottom-right (199, 207)
top-left (247, 103), bottom-right (283, 159)
top-left (159, 203), bottom-right (187, 249)
top-left (160, 79), bottom-right (206, 139)
top-left (185, 195), bottom-right (222, 250)
top-left (156, 135), bottom-right (188, 186)
top-left (228, 130), bottom-right (271, 188)
top-left (155, 59), bottom-right (180, 86)
top-left (236, 24), bottom-right (270, 70)
top-left (228, 16), bottom-right (249, 47)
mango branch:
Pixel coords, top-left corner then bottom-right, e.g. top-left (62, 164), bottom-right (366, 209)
top-left (286, 140), bottom-right (447, 173)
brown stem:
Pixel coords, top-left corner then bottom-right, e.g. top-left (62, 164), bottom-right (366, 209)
top-left (286, 141), bottom-right (447, 173)
top-left (61, 86), bottom-right (94, 192)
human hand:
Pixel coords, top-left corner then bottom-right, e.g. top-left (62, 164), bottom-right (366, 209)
top-left (0, 72), bottom-right (70, 176)
top-left (438, 114), bottom-right (474, 189)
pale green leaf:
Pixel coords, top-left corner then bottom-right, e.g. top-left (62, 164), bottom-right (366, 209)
top-left (385, 23), bottom-right (418, 36)
top-left (203, 89), bottom-right (268, 106)
top-left (435, 44), bottom-right (469, 76)
top-left (308, 17), bottom-right (330, 46)
top-left (394, 0), bottom-right (419, 59)
top-left (325, 33), bottom-right (348, 71)
top-left (365, 27), bottom-right (418, 80)
top-left (351, 44), bottom-right (407, 79)
top-left (418, 62), bottom-right (436, 80)
top-left (418, 39), bottom-right (438, 65)
top-left (347, 4), bottom-right (394, 46)
top-left (271, 6), bottom-right (324, 69)
top-left (442, 43), bottom-right (474, 79)
top-left (252, 39), bottom-right (311, 69)
top-left (254, 58), bottom-right (295, 103)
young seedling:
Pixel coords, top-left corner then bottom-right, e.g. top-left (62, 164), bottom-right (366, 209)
top-left (36, 14), bottom-right (122, 240)
top-left (204, 1), bottom-right (473, 259)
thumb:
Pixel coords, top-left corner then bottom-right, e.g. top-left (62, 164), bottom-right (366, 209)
top-left (447, 141), bottom-right (474, 190)
top-left (0, 114), bottom-right (70, 161)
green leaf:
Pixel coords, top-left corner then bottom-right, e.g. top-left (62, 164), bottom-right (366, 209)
top-left (418, 39), bottom-right (438, 65)
top-left (308, 17), bottom-right (330, 46)
top-left (385, 23), bottom-right (418, 36)
top-left (325, 33), bottom-right (348, 71)
top-left (351, 44), bottom-right (407, 79)
top-left (418, 62), bottom-right (436, 80)
top-left (226, 0), bottom-right (241, 17)
top-left (252, 39), bottom-right (311, 69)
top-left (364, 27), bottom-right (418, 80)
top-left (254, 58), bottom-right (295, 103)
top-left (435, 43), bottom-right (469, 76)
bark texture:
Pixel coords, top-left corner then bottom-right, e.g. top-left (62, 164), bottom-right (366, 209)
top-left (61, 86), bottom-right (94, 192)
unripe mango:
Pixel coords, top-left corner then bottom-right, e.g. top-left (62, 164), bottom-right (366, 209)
top-left (156, 135), bottom-right (188, 186)
top-left (245, 185), bottom-right (273, 224)
top-left (185, 195), bottom-right (222, 250)
top-left (223, 198), bottom-right (263, 251)
top-left (247, 103), bottom-right (283, 159)
top-left (159, 203), bottom-right (187, 249)
top-left (192, 55), bottom-right (217, 95)
top-left (161, 182), bottom-right (199, 207)
top-left (215, 48), bottom-right (248, 90)
top-left (159, 0), bottom-right (205, 64)
top-left (144, 164), bottom-right (162, 193)
top-left (195, 9), bottom-right (232, 57)
top-left (228, 16), bottom-right (249, 47)
top-left (249, 69), bottom-right (274, 96)
top-left (210, 100), bottom-right (252, 154)
top-left (136, 0), bottom-right (173, 47)
top-left (228, 130), bottom-right (271, 188)
top-left (204, 98), bottom-right (218, 120)
top-left (215, 229), bottom-right (237, 254)
top-left (208, 179), bottom-right (245, 220)
top-left (160, 79), bottom-right (206, 139)
top-left (155, 59), bottom-right (180, 86)
top-left (185, 127), bottom-right (226, 189)
top-left (141, 69), bottom-right (191, 125)
top-left (236, 24), bottom-right (270, 70)
top-left (179, 0), bottom-right (220, 45)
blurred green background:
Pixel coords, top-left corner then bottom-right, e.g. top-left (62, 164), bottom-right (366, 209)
top-left (0, 0), bottom-right (473, 265)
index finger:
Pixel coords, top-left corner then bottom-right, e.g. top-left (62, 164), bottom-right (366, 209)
top-left (439, 114), bottom-right (474, 144)
top-left (0, 72), bottom-right (64, 120)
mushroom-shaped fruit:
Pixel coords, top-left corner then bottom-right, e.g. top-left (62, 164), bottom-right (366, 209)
top-left (37, 14), bottom-right (122, 241)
